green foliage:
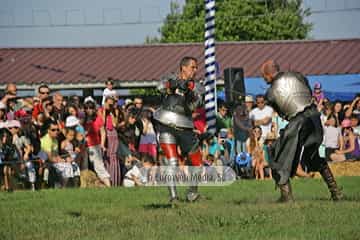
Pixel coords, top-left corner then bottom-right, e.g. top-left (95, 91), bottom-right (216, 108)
top-left (150, 0), bottom-right (312, 43)
top-left (0, 177), bottom-right (359, 240)
top-left (130, 87), bottom-right (160, 96)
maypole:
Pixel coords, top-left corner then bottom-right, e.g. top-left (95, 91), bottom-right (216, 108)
top-left (204, 0), bottom-right (217, 134)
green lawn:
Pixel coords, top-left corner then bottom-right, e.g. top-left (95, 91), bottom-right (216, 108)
top-left (0, 177), bottom-right (359, 240)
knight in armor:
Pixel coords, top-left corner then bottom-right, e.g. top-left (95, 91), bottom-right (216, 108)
top-left (261, 60), bottom-right (343, 202)
top-left (154, 56), bottom-right (203, 204)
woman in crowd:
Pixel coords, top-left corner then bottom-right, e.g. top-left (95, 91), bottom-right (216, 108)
top-left (100, 96), bottom-right (121, 187)
top-left (8, 120), bottom-right (34, 188)
top-left (330, 119), bottom-right (360, 161)
top-left (323, 113), bottom-right (341, 162)
top-left (138, 108), bottom-right (157, 160)
top-left (332, 100), bottom-right (345, 126)
top-left (246, 126), bottom-right (265, 180)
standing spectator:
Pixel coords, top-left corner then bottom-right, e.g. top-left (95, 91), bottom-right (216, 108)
top-left (83, 100), bottom-right (111, 187)
top-left (32, 84), bottom-right (50, 121)
top-left (233, 103), bottom-right (252, 154)
top-left (193, 106), bottom-right (207, 135)
top-left (0, 102), bottom-right (7, 127)
top-left (133, 97), bottom-right (144, 112)
top-left (216, 103), bottom-right (232, 134)
top-left (249, 94), bottom-right (273, 141)
top-left (102, 79), bottom-right (117, 106)
top-left (1, 83), bottom-right (17, 105)
top-left (330, 119), bottom-right (360, 161)
top-left (138, 109), bottom-right (157, 159)
top-left (5, 98), bottom-right (16, 121)
top-left (244, 95), bottom-right (254, 113)
top-left (52, 92), bottom-right (65, 125)
top-left (100, 96), bottom-right (121, 186)
top-left (312, 82), bottom-right (325, 105)
top-left (1, 128), bottom-right (20, 192)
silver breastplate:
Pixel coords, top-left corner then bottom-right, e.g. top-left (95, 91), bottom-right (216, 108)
top-left (267, 72), bottom-right (312, 120)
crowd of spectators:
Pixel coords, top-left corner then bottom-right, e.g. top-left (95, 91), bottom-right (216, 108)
top-left (0, 80), bottom-right (359, 192)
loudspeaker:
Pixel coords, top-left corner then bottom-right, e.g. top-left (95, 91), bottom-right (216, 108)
top-left (224, 67), bottom-right (245, 103)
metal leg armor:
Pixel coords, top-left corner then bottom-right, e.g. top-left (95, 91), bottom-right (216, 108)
top-left (159, 132), bottom-right (179, 202)
top-left (319, 163), bottom-right (343, 201)
top-left (186, 149), bottom-right (202, 202)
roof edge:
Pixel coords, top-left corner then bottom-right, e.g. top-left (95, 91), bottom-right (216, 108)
top-left (1, 38), bottom-right (360, 50)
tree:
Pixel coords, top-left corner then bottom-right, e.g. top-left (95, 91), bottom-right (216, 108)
top-left (147, 0), bottom-right (312, 43)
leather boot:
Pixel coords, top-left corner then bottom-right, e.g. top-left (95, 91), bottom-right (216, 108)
top-left (277, 181), bottom-right (294, 203)
top-left (319, 164), bottom-right (343, 201)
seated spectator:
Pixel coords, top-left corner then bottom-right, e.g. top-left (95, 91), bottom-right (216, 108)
top-left (323, 114), bottom-right (341, 162)
top-left (345, 95), bottom-right (360, 119)
top-left (40, 121), bottom-right (73, 188)
top-left (123, 154), bottom-right (155, 187)
top-left (330, 119), bottom-right (360, 161)
top-left (332, 100), bottom-right (345, 126)
top-left (350, 114), bottom-right (360, 139)
top-left (246, 126), bottom-right (265, 180)
top-left (60, 128), bottom-right (80, 187)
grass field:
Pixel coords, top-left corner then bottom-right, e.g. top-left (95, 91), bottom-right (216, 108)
top-left (0, 176), bottom-right (359, 240)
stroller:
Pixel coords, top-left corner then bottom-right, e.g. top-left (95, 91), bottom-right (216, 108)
top-left (234, 152), bottom-right (253, 179)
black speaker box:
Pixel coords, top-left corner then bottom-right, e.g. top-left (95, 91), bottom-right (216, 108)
top-left (224, 67), bottom-right (245, 103)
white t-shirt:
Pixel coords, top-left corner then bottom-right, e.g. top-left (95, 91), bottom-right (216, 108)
top-left (102, 88), bottom-right (117, 105)
top-left (323, 126), bottom-right (341, 148)
top-left (249, 106), bottom-right (274, 139)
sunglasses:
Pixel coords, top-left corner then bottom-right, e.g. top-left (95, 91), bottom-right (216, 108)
top-left (9, 127), bottom-right (19, 130)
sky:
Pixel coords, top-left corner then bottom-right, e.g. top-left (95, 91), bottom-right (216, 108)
top-left (1, 0), bottom-right (359, 99)
top-left (0, 0), bottom-right (360, 47)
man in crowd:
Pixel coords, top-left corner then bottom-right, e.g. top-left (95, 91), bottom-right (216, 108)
top-left (1, 83), bottom-right (17, 105)
top-left (154, 56), bottom-right (203, 204)
top-left (249, 94), bottom-right (273, 141)
top-left (261, 59), bottom-right (343, 202)
top-left (32, 84), bottom-right (51, 120)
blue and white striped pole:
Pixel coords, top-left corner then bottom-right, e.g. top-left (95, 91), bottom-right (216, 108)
top-left (204, 0), bottom-right (217, 134)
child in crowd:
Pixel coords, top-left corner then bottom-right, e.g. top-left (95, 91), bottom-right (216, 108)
top-left (60, 128), bottom-right (80, 185)
top-left (123, 154), bottom-right (155, 187)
